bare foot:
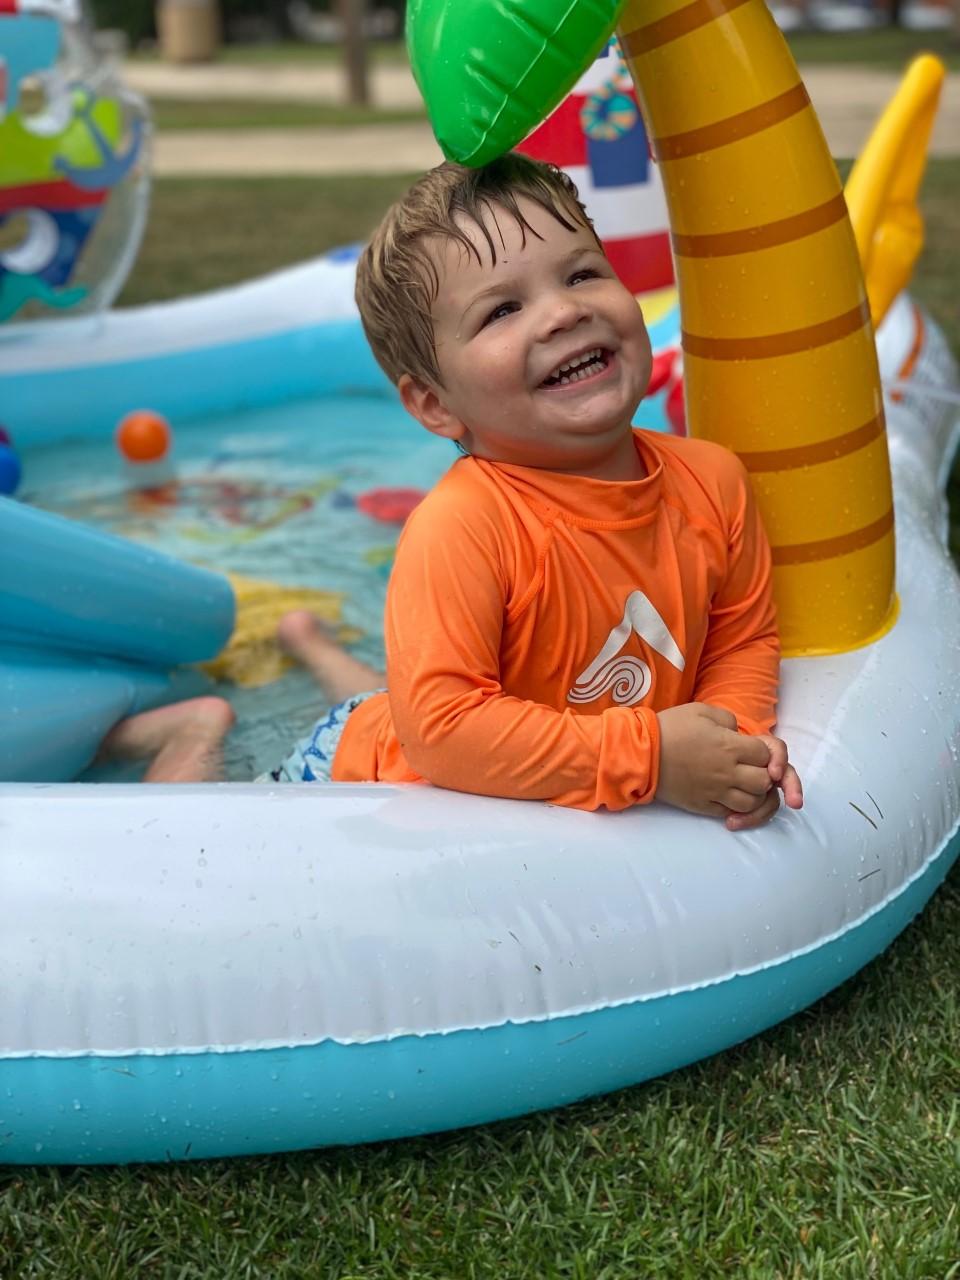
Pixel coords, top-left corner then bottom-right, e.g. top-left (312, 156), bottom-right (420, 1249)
top-left (98, 696), bottom-right (236, 783)
top-left (277, 610), bottom-right (383, 702)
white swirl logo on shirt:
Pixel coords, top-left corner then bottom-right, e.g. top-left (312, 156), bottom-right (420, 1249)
top-left (567, 590), bottom-right (684, 707)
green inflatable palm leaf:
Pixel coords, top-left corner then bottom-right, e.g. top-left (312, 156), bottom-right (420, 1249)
top-left (407, 0), bottom-right (626, 167)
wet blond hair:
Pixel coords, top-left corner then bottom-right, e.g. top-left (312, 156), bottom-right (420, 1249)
top-left (354, 154), bottom-right (598, 389)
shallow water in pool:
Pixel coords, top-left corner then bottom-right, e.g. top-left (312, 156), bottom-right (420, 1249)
top-left (22, 392), bottom-right (453, 779)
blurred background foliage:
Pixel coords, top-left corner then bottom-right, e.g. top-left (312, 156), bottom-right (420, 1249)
top-left (90, 0), bottom-right (408, 47)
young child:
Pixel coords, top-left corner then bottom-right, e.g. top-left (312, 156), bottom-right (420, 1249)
top-left (111, 154), bottom-right (802, 832)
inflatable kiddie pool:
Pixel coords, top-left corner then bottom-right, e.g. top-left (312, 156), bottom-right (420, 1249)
top-left (1, 1), bottom-right (959, 1164)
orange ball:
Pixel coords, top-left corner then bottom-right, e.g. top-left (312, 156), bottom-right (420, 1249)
top-left (116, 410), bottom-right (172, 463)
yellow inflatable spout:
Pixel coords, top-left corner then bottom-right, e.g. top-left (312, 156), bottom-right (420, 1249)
top-left (617, 0), bottom-right (896, 656)
top-left (844, 54), bottom-right (945, 330)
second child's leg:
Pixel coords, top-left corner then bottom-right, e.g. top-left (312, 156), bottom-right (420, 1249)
top-left (96, 696), bottom-right (236, 782)
top-left (278, 610), bottom-right (383, 702)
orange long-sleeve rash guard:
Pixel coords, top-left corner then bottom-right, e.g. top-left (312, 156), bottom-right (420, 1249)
top-left (333, 429), bottom-right (780, 811)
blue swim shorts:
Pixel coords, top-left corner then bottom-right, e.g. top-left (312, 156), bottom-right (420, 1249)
top-left (257, 689), bottom-right (383, 784)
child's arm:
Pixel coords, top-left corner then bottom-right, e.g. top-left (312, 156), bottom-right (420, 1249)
top-left (691, 454), bottom-right (780, 735)
top-left (690, 452), bottom-right (803, 825)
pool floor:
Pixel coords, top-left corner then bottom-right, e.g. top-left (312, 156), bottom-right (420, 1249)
top-left (22, 392), bottom-right (454, 780)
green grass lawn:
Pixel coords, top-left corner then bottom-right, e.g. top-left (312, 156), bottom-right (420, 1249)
top-left (786, 24), bottom-right (960, 71)
top-left (3, 164), bottom-right (958, 1276)
top-left (117, 174), bottom-right (418, 303)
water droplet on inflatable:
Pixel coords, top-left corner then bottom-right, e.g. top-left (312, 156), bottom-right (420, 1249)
top-left (72, 1099), bottom-right (82, 1111)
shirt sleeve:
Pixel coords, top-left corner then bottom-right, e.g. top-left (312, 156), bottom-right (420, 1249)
top-left (384, 487), bottom-right (661, 812)
top-left (691, 454), bottom-right (780, 735)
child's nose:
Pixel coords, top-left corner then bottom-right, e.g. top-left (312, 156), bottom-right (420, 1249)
top-left (537, 292), bottom-right (591, 341)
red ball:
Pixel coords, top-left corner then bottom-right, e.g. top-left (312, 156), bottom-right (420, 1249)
top-left (0, 424), bottom-right (11, 447)
top-left (116, 410), bottom-right (172, 463)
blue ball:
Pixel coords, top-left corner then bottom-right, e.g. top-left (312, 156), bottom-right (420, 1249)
top-left (0, 444), bottom-right (22, 496)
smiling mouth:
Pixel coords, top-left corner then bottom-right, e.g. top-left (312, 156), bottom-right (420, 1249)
top-left (539, 348), bottom-right (611, 389)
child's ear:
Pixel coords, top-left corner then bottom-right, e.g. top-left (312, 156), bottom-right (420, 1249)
top-left (398, 373), bottom-right (466, 443)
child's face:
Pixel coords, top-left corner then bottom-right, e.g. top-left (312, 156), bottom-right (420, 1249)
top-left (405, 196), bottom-right (652, 476)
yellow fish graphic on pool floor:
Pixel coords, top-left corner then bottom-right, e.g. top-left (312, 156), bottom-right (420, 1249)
top-left (201, 573), bottom-right (363, 688)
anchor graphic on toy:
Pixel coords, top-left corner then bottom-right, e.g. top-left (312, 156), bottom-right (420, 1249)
top-left (51, 87), bottom-right (144, 190)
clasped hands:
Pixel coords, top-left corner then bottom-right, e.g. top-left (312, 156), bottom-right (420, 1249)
top-left (656, 702), bottom-right (803, 832)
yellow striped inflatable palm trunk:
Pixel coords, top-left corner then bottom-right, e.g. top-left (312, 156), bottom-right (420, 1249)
top-left (617, 0), bottom-right (897, 655)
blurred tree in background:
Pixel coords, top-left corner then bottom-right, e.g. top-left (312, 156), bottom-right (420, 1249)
top-left (89, 0), bottom-right (405, 48)
top-left (90, 0), bottom-right (156, 45)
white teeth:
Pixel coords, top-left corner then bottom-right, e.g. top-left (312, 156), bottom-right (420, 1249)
top-left (557, 348), bottom-right (600, 375)
top-left (555, 356), bottom-right (605, 387)
top-left (547, 348), bottom-right (604, 384)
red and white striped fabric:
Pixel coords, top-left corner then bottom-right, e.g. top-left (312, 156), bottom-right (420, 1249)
top-left (518, 38), bottom-right (674, 296)
top-left (0, 1), bottom-right (78, 17)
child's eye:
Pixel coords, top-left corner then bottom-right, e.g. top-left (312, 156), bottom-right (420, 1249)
top-left (482, 301), bottom-right (518, 327)
top-left (569, 268), bottom-right (599, 285)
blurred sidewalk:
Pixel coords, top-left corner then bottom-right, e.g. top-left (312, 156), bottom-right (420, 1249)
top-left (126, 59), bottom-right (425, 107)
top-left (122, 60), bottom-right (960, 175)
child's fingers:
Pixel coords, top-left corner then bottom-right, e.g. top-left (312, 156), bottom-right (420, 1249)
top-left (755, 732), bottom-right (788, 782)
top-left (779, 763), bottom-right (804, 809)
top-left (723, 785), bottom-right (776, 814)
top-left (699, 704), bottom-right (739, 730)
top-left (724, 789), bottom-right (780, 831)
top-left (732, 763), bottom-right (774, 797)
top-left (735, 734), bottom-right (772, 767)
